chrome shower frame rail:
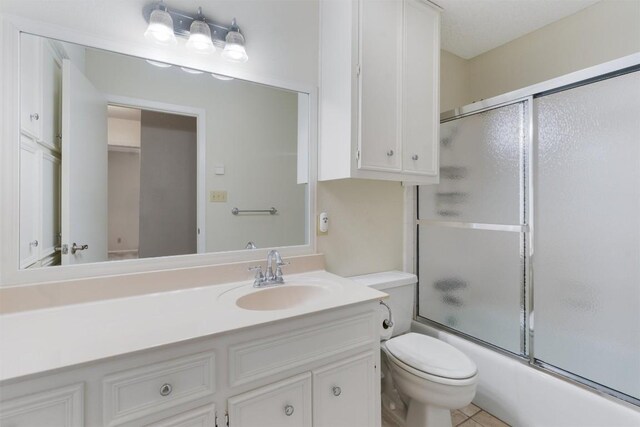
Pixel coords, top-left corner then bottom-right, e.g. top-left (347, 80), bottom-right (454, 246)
top-left (414, 52), bottom-right (640, 407)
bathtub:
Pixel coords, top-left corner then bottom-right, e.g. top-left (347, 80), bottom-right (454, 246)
top-left (411, 321), bottom-right (640, 426)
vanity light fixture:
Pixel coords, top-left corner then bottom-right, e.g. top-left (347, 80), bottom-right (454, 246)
top-left (186, 8), bottom-right (215, 54)
top-left (142, 2), bottom-right (248, 62)
top-left (144, 1), bottom-right (177, 46)
top-left (221, 19), bottom-right (249, 63)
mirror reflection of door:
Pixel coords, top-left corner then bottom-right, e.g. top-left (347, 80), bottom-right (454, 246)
top-left (107, 107), bottom-right (197, 261)
top-left (61, 58), bottom-right (108, 265)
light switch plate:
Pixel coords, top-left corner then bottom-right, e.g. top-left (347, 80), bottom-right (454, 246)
top-left (210, 190), bottom-right (227, 202)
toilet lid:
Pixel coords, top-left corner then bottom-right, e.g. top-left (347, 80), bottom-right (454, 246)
top-left (385, 333), bottom-right (477, 379)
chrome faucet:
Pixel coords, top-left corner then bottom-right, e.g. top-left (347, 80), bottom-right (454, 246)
top-left (248, 250), bottom-right (289, 287)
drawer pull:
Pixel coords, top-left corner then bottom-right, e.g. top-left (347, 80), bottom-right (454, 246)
top-left (412, 154), bottom-right (419, 160)
top-left (284, 404), bottom-right (294, 416)
top-left (387, 150), bottom-right (394, 157)
top-left (30, 240), bottom-right (39, 247)
top-left (30, 113), bottom-right (39, 121)
top-left (159, 383), bottom-right (173, 396)
top-left (332, 386), bottom-right (342, 397)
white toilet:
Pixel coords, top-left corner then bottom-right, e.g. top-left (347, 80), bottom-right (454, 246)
top-left (351, 271), bottom-right (478, 427)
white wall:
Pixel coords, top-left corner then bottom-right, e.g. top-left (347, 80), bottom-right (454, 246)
top-left (441, 0), bottom-right (640, 110)
top-left (84, 48), bottom-right (306, 252)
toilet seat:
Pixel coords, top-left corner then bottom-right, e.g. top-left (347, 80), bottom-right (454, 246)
top-left (384, 333), bottom-right (477, 384)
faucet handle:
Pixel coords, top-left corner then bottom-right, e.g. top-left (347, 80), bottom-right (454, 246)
top-left (248, 265), bottom-right (264, 280)
top-left (274, 260), bottom-right (289, 282)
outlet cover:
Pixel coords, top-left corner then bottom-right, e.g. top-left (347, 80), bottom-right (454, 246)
top-left (210, 190), bottom-right (228, 202)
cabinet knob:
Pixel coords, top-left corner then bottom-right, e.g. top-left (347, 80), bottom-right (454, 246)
top-left (387, 150), bottom-right (394, 157)
top-left (284, 405), bottom-right (294, 416)
top-left (159, 383), bottom-right (173, 396)
top-left (332, 386), bottom-right (342, 397)
top-left (412, 154), bottom-right (419, 160)
top-left (30, 240), bottom-right (38, 247)
top-left (30, 113), bottom-right (39, 121)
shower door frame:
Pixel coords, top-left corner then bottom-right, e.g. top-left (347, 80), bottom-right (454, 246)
top-left (414, 52), bottom-right (640, 407)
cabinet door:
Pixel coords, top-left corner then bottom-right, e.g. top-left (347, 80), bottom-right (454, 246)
top-left (20, 33), bottom-right (42, 140)
top-left (0, 383), bottom-right (83, 427)
top-left (228, 373), bottom-right (312, 427)
top-left (402, 0), bottom-right (439, 177)
top-left (41, 152), bottom-right (61, 258)
top-left (42, 42), bottom-right (63, 151)
top-left (359, 0), bottom-right (402, 172)
top-left (313, 352), bottom-right (377, 427)
top-left (19, 139), bottom-right (40, 268)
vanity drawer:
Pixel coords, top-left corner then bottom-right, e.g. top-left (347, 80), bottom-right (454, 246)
top-left (145, 404), bottom-right (216, 427)
top-left (103, 352), bottom-right (216, 426)
top-left (228, 312), bottom-right (377, 386)
top-left (228, 372), bottom-right (312, 427)
top-left (0, 383), bottom-right (83, 427)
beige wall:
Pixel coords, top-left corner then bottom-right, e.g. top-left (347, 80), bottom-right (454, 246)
top-left (440, 50), bottom-right (471, 113)
top-left (317, 180), bottom-right (404, 277)
top-left (441, 0), bottom-right (640, 110)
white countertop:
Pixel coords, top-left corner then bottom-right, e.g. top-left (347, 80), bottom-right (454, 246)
top-left (0, 270), bottom-right (386, 382)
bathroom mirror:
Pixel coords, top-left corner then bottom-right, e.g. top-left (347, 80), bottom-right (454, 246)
top-left (18, 33), bottom-right (310, 270)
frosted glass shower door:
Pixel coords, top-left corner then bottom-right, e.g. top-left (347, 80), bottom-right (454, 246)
top-left (534, 71), bottom-right (640, 400)
top-left (418, 102), bottom-right (527, 355)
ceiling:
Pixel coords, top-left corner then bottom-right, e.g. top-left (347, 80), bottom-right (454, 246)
top-left (436, 0), bottom-right (601, 59)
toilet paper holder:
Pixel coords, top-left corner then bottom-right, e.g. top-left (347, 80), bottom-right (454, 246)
top-left (379, 300), bottom-right (394, 329)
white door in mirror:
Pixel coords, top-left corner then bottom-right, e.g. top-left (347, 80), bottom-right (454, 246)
top-left (61, 59), bottom-right (109, 265)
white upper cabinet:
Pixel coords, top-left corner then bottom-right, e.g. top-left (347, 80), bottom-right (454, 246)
top-left (319, 0), bottom-right (440, 184)
top-left (20, 33), bottom-right (43, 141)
top-left (402, 0), bottom-right (440, 177)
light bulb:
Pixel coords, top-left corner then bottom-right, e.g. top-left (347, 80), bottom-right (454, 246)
top-left (186, 19), bottom-right (215, 54)
top-left (222, 20), bottom-right (248, 63)
top-left (144, 7), bottom-right (177, 46)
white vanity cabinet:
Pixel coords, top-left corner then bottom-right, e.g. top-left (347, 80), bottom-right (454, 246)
top-left (0, 304), bottom-right (381, 427)
top-left (318, 0), bottom-right (440, 184)
top-left (227, 352), bottom-right (377, 427)
top-left (19, 33), bottom-right (63, 268)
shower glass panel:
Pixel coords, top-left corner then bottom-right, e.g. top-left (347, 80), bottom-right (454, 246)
top-left (534, 71), bottom-right (640, 400)
top-left (419, 104), bottom-right (523, 225)
top-left (418, 225), bottom-right (523, 353)
top-left (418, 101), bottom-right (527, 355)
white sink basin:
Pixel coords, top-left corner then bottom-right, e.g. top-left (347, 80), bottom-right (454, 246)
top-left (218, 278), bottom-right (340, 311)
top-left (236, 284), bottom-right (330, 311)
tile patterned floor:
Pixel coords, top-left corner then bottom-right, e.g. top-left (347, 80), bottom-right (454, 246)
top-left (452, 403), bottom-right (510, 427)
top-left (381, 402), bottom-right (510, 427)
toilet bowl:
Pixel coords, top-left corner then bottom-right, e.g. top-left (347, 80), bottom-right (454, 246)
top-left (350, 271), bottom-right (478, 427)
top-left (384, 333), bottom-right (478, 427)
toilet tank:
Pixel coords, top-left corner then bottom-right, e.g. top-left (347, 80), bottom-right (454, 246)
top-left (350, 271), bottom-right (417, 337)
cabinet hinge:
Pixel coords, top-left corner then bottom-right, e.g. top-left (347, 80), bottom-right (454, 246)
top-left (356, 64), bottom-right (361, 76)
top-left (215, 412), bottom-right (229, 427)
top-left (356, 149), bottom-right (361, 160)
